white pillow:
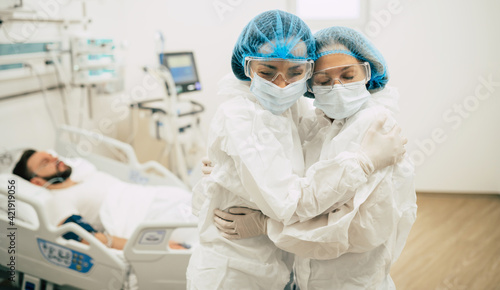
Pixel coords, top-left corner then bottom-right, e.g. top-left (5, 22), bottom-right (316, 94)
top-left (0, 173), bottom-right (49, 224)
top-left (0, 148), bottom-right (26, 174)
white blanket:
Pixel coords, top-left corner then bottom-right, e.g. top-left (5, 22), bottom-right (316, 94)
top-left (100, 179), bottom-right (197, 239)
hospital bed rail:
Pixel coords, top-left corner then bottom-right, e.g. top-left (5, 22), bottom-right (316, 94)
top-left (0, 182), bottom-right (128, 290)
top-left (124, 221), bottom-right (197, 290)
top-left (1, 183), bottom-right (198, 290)
top-left (1, 174), bottom-right (198, 290)
top-left (54, 124), bottom-right (189, 190)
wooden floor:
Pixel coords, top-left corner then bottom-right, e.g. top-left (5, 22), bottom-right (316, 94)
top-left (390, 192), bottom-right (500, 290)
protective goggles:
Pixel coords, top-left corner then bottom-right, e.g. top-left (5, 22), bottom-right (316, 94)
top-left (308, 62), bottom-right (371, 93)
top-left (244, 57), bottom-right (314, 84)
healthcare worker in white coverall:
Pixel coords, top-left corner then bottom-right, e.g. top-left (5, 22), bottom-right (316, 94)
top-left (187, 10), bottom-right (407, 289)
top-left (213, 26), bottom-right (417, 290)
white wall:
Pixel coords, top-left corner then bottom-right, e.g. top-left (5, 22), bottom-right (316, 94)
top-left (1, 0), bottom-right (498, 193)
top-left (362, 0), bottom-right (500, 193)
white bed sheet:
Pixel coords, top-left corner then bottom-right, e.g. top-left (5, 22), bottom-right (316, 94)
top-left (99, 174), bottom-right (197, 240)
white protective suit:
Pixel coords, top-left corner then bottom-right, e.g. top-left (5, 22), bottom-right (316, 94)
top-left (267, 87), bottom-right (418, 290)
top-left (187, 75), bottom-right (382, 289)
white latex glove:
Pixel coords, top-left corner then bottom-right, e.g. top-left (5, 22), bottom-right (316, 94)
top-left (357, 114), bottom-right (407, 175)
top-left (201, 156), bottom-right (213, 176)
top-left (213, 207), bottom-right (268, 240)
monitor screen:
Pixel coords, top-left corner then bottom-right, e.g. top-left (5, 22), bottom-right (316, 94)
top-left (160, 52), bottom-right (201, 94)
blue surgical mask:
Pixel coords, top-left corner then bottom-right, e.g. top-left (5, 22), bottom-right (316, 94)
top-left (312, 80), bottom-right (371, 119)
top-left (250, 74), bottom-right (307, 115)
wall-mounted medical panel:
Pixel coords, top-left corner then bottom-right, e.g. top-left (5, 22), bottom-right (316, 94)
top-left (0, 42), bottom-right (64, 100)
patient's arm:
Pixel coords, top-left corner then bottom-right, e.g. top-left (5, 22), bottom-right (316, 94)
top-left (58, 215), bottom-right (127, 250)
top-left (85, 233), bottom-right (127, 250)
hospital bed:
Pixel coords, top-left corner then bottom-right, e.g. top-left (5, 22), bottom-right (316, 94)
top-left (0, 125), bottom-right (198, 290)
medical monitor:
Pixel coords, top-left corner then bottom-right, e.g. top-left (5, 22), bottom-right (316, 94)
top-left (160, 52), bottom-right (201, 95)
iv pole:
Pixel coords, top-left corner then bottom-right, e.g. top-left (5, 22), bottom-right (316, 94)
top-left (144, 65), bottom-right (190, 185)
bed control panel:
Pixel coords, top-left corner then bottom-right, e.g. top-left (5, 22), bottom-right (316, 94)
top-left (37, 238), bottom-right (94, 273)
top-left (139, 230), bottom-right (166, 245)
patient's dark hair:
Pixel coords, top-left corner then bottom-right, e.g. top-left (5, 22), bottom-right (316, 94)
top-left (12, 149), bottom-right (36, 181)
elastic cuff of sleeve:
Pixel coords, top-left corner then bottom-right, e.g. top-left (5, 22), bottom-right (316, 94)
top-left (356, 150), bottom-right (375, 176)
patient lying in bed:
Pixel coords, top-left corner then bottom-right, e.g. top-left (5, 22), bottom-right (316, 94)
top-left (12, 149), bottom-right (196, 250)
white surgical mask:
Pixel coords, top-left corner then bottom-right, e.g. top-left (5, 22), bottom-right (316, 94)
top-left (312, 80), bottom-right (371, 119)
top-left (250, 74), bottom-right (307, 115)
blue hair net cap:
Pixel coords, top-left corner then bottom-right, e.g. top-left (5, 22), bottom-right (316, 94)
top-left (313, 26), bottom-right (389, 93)
top-left (231, 10), bottom-right (315, 81)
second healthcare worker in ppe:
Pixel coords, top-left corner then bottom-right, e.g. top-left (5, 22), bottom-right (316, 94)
top-left (213, 26), bottom-right (417, 289)
top-left (186, 10), bottom-right (407, 289)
